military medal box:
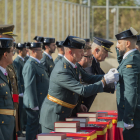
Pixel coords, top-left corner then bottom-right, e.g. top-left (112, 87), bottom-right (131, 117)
top-left (80, 124), bottom-right (107, 140)
top-left (77, 112), bottom-right (98, 122)
top-left (54, 121), bottom-right (80, 133)
top-left (97, 110), bottom-right (118, 116)
top-left (66, 117), bottom-right (89, 127)
top-left (88, 119), bottom-right (113, 140)
top-left (37, 133), bottom-right (67, 140)
top-left (51, 130), bottom-right (97, 140)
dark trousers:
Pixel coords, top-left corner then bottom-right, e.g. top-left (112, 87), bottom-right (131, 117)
top-left (25, 108), bottom-right (40, 140)
top-left (123, 127), bottom-right (140, 140)
top-left (41, 125), bottom-right (53, 133)
top-left (0, 116), bottom-right (15, 140)
top-left (18, 97), bottom-right (27, 134)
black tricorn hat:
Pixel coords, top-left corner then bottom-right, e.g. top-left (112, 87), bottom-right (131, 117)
top-left (0, 25), bottom-right (17, 36)
top-left (13, 42), bottom-right (17, 48)
top-left (42, 37), bottom-right (55, 44)
top-left (33, 36), bottom-right (44, 42)
top-left (84, 38), bottom-right (90, 43)
top-left (93, 37), bottom-right (114, 53)
top-left (0, 38), bottom-right (13, 48)
top-left (16, 43), bottom-right (26, 49)
top-left (26, 42), bottom-right (42, 49)
top-left (56, 41), bottom-right (64, 47)
top-left (63, 35), bottom-right (85, 49)
top-left (115, 27), bottom-right (138, 40)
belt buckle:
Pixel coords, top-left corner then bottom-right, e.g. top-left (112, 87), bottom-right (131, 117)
top-left (13, 109), bottom-right (16, 117)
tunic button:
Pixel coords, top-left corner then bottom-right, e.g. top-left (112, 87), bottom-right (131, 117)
top-left (82, 101), bottom-right (84, 103)
top-left (6, 92), bottom-right (8, 94)
top-left (73, 93), bottom-right (75, 95)
top-left (62, 111), bottom-right (64, 113)
top-left (123, 105), bottom-right (124, 107)
top-left (131, 119), bottom-right (133, 120)
top-left (42, 74), bottom-right (44, 76)
top-left (40, 93), bottom-right (42, 95)
top-left (2, 121), bottom-right (4, 124)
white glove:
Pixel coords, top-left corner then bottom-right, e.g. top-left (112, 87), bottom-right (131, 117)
top-left (124, 122), bottom-right (134, 130)
top-left (104, 68), bottom-right (119, 84)
top-left (19, 93), bottom-right (24, 97)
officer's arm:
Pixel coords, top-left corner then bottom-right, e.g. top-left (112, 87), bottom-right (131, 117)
top-left (122, 62), bottom-right (138, 124)
top-left (13, 61), bottom-right (23, 93)
top-left (80, 68), bottom-right (103, 84)
top-left (56, 70), bottom-right (103, 97)
top-left (22, 64), bottom-right (39, 108)
top-left (116, 47), bottom-right (123, 64)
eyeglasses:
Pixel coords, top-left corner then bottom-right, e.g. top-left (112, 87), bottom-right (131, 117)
top-left (84, 55), bottom-right (93, 59)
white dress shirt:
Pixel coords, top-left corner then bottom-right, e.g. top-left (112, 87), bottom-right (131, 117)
top-left (64, 56), bottom-right (77, 68)
top-left (0, 66), bottom-right (8, 76)
top-left (44, 51), bottom-right (52, 59)
top-left (58, 54), bottom-right (64, 57)
top-left (30, 56), bottom-right (40, 63)
top-left (123, 49), bottom-right (137, 59)
top-left (18, 55), bottom-right (24, 61)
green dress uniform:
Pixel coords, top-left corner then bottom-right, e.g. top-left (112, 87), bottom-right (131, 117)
top-left (40, 37), bottom-right (56, 77)
top-left (40, 52), bottom-right (54, 77)
top-left (115, 28), bottom-right (140, 140)
top-left (22, 42), bottom-right (49, 140)
top-left (0, 38), bottom-right (16, 140)
top-left (6, 64), bottom-right (20, 132)
top-left (39, 36), bottom-right (104, 132)
top-left (13, 55), bottom-right (26, 134)
top-left (54, 55), bottom-right (63, 64)
top-left (24, 55), bottom-right (30, 63)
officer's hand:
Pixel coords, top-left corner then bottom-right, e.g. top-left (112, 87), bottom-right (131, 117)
top-left (104, 68), bottom-right (119, 84)
top-left (124, 122), bottom-right (134, 130)
top-left (80, 104), bottom-right (88, 112)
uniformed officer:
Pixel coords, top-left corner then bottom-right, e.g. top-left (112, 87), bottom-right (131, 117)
top-left (71, 45), bottom-right (92, 117)
top-left (136, 34), bottom-right (140, 52)
top-left (40, 37), bottom-right (56, 77)
top-left (84, 38), bottom-right (91, 46)
top-left (0, 25), bottom-right (21, 136)
top-left (24, 43), bottom-right (30, 63)
top-left (115, 27), bottom-right (140, 140)
top-left (83, 37), bottom-right (115, 110)
top-left (6, 43), bottom-right (21, 134)
top-left (0, 38), bottom-right (16, 140)
top-left (13, 43), bottom-right (27, 136)
top-left (39, 35), bottom-right (119, 133)
top-left (22, 42), bottom-right (49, 140)
top-left (54, 41), bottom-right (64, 64)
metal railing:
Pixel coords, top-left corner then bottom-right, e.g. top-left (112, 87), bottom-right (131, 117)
top-left (1, 0), bottom-right (90, 43)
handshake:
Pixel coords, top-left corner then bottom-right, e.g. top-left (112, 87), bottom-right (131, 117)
top-left (103, 68), bottom-right (119, 85)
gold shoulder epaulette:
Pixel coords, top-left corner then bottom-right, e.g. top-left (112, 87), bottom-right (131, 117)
top-left (126, 65), bottom-right (132, 68)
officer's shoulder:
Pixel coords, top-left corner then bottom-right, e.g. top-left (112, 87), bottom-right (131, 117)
top-left (125, 53), bottom-right (140, 71)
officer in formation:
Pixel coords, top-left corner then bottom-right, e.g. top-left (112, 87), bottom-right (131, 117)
top-left (0, 38), bottom-right (16, 140)
top-left (115, 27), bottom-right (140, 140)
top-left (54, 41), bottom-right (64, 64)
top-left (22, 42), bottom-right (49, 140)
top-left (83, 37), bottom-right (115, 110)
top-left (40, 37), bottom-right (56, 77)
top-left (39, 35), bottom-right (119, 133)
top-left (0, 25), bottom-right (21, 137)
top-left (14, 43), bottom-right (27, 136)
